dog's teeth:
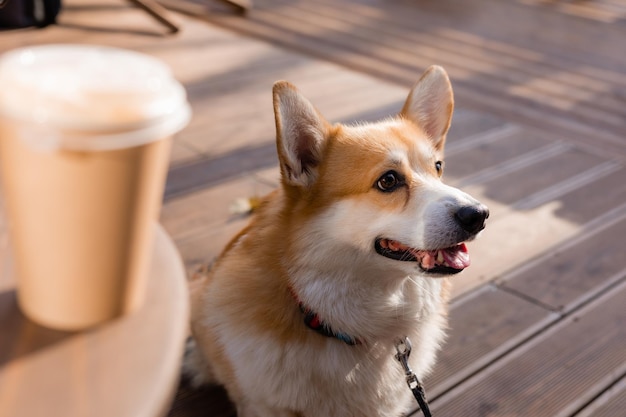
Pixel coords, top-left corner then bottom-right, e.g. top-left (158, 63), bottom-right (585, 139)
top-left (380, 239), bottom-right (388, 249)
top-left (422, 252), bottom-right (435, 269)
top-left (437, 251), bottom-right (444, 263)
top-left (389, 241), bottom-right (400, 251)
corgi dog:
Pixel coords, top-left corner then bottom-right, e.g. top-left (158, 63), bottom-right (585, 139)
top-left (184, 66), bottom-right (489, 417)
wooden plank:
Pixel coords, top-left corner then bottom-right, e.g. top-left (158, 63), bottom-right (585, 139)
top-left (161, 171), bottom-right (276, 241)
top-left (550, 167), bottom-right (626, 225)
top-left (478, 148), bottom-right (609, 205)
top-left (575, 375), bottom-right (626, 417)
top-left (430, 280), bottom-right (626, 417)
top-left (446, 113), bottom-right (508, 147)
top-left (444, 129), bottom-right (553, 181)
top-left (513, 161), bottom-right (622, 211)
top-left (425, 286), bottom-right (554, 398)
top-left (501, 215), bottom-right (626, 312)
top-left (455, 142), bottom-right (570, 187)
top-left (164, 143), bottom-right (278, 200)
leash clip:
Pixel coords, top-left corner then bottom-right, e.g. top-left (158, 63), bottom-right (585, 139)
top-left (394, 336), bottom-right (413, 376)
top-left (394, 336), bottom-right (433, 417)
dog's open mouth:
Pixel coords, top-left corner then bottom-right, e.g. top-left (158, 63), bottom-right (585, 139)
top-left (374, 238), bottom-right (470, 274)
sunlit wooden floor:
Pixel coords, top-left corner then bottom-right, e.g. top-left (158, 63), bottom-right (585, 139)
top-left (1, 0), bottom-right (624, 416)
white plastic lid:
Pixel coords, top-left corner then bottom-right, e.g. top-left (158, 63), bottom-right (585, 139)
top-left (0, 44), bottom-right (191, 150)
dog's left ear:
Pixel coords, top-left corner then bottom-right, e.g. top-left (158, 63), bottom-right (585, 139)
top-left (273, 81), bottom-right (330, 188)
top-left (400, 65), bottom-right (454, 151)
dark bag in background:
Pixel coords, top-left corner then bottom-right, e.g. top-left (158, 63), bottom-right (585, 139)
top-left (0, 0), bottom-right (61, 28)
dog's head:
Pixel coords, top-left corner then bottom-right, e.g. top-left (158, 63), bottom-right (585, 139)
top-left (273, 66), bottom-right (488, 278)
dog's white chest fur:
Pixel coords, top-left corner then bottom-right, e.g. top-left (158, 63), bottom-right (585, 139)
top-left (209, 276), bottom-right (445, 417)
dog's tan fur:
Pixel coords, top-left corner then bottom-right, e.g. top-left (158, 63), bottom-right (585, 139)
top-left (185, 66), bottom-right (486, 417)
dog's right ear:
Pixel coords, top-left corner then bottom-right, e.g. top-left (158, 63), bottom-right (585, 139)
top-left (273, 81), bottom-right (330, 188)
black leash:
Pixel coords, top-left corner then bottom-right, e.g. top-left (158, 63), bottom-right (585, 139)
top-left (394, 337), bottom-right (433, 417)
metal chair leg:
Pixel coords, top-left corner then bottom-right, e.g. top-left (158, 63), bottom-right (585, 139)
top-left (128, 0), bottom-right (180, 33)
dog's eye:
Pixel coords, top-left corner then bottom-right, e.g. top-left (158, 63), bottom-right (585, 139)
top-left (435, 161), bottom-right (443, 176)
top-left (376, 171), bottom-right (401, 192)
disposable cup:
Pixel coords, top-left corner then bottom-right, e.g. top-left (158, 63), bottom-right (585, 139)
top-left (0, 45), bottom-right (191, 330)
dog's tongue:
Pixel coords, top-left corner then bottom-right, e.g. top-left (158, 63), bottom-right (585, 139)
top-left (441, 243), bottom-right (470, 269)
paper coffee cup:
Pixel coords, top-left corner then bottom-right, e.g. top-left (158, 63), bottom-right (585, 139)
top-left (0, 45), bottom-right (191, 330)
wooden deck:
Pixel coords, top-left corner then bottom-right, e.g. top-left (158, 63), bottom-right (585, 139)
top-left (1, 0), bottom-right (625, 416)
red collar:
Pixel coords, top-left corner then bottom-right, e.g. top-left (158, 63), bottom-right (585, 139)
top-left (288, 286), bottom-right (362, 346)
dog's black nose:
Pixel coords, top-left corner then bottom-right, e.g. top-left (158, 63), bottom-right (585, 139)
top-left (455, 204), bottom-right (489, 234)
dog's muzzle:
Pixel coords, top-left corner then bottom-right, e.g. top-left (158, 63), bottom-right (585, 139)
top-left (374, 203), bottom-right (489, 275)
